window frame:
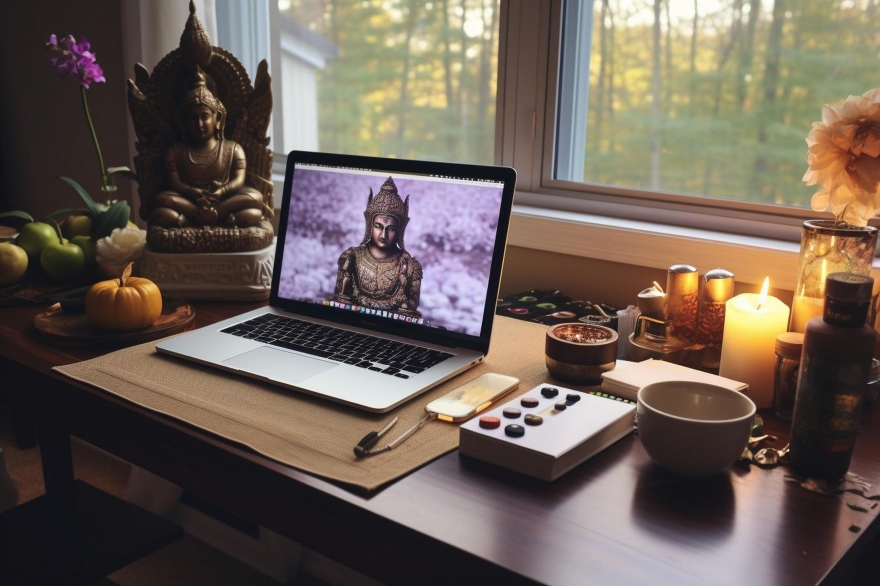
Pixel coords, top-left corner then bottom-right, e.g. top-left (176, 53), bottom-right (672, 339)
top-left (496, 0), bottom-right (857, 244)
top-left (493, 0), bottom-right (880, 291)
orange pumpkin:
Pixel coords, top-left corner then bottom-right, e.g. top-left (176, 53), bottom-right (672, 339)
top-left (85, 262), bottom-right (162, 331)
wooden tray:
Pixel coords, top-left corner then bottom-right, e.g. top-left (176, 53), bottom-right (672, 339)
top-left (33, 298), bottom-right (195, 348)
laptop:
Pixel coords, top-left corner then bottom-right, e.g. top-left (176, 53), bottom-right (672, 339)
top-left (156, 150), bottom-right (516, 412)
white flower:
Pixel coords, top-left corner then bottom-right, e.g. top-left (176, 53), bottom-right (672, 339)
top-left (96, 227), bottom-right (147, 276)
top-left (804, 88), bottom-right (880, 226)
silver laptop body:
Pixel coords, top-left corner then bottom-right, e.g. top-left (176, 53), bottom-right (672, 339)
top-left (156, 150), bottom-right (516, 413)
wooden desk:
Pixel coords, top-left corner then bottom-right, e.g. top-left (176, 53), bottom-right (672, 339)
top-left (2, 303), bottom-right (880, 585)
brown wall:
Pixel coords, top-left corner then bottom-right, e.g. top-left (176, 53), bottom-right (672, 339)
top-left (0, 0), bottom-right (131, 221)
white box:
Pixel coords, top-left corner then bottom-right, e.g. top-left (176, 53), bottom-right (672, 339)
top-left (459, 384), bottom-right (635, 481)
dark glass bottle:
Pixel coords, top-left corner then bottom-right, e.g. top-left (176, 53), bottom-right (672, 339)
top-left (788, 273), bottom-right (877, 482)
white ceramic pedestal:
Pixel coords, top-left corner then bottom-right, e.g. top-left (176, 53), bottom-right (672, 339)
top-left (139, 239), bottom-right (275, 301)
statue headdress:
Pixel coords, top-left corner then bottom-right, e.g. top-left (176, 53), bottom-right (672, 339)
top-left (361, 177), bottom-right (410, 251)
top-left (179, 68), bottom-right (226, 134)
top-left (177, 3), bottom-right (225, 130)
top-left (183, 68), bottom-right (223, 111)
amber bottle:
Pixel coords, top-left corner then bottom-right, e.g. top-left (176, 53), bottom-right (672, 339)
top-left (788, 273), bottom-right (877, 482)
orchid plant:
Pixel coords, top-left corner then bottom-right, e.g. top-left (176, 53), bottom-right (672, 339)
top-left (803, 89), bottom-right (880, 227)
top-left (44, 33), bottom-right (136, 238)
top-left (0, 35), bottom-right (135, 239)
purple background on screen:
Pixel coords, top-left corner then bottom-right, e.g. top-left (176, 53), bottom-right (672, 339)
top-left (277, 167), bottom-right (504, 336)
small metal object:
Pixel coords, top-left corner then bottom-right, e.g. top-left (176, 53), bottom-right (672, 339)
top-left (666, 264), bottom-right (699, 340)
top-left (355, 413), bottom-right (436, 458)
top-left (753, 444), bottom-right (790, 468)
top-left (753, 448), bottom-right (780, 467)
top-left (353, 416), bottom-right (399, 458)
top-left (747, 434), bottom-right (776, 448)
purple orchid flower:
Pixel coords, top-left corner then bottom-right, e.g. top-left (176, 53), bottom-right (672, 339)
top-left (46, 33), bottom-right (113, 193)
top-left (47, 33), bottom-right (105, 89)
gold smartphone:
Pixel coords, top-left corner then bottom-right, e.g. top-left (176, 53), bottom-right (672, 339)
top-left (425, 373), bottom-right (520, 422)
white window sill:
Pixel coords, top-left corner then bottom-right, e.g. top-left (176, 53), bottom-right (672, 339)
top-left (509, 202), bottom-right (807, 291)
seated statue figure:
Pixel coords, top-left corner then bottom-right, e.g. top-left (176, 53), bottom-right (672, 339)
top-left (150, 71), bottom-right (264, 229)
top-left (334, 177), bottom-right (423, 318)
top-left (127, 1), bottom-right (275, 253)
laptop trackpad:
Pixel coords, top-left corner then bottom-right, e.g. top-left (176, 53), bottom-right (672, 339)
top-left (222, 347), bottom-right (336, 385)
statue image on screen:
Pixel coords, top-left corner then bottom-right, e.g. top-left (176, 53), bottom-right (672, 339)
top-left (276, 167), bottom-right (504, 337)
top-left (127, 1), bottom-right (274, 253)
top-left (334, 177), bottom-right (423, 318)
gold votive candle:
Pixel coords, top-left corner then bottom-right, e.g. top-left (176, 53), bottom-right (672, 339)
top-left (666, 264), bottom-right (698, 340)
top-left (694, 268), bottom-right (734, 368)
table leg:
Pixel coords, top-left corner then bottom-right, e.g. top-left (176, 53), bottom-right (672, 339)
top-left (11, 404), bottom-right (36, 449)
top-left (37, 416), bottom-right (75, 495)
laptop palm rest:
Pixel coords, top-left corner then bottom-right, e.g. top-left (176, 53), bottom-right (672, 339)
top-left (222, 347), bottom-right (337, 385)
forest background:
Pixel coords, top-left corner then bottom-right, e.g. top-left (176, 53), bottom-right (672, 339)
top-left (279, 0), bottom-right (878, 210)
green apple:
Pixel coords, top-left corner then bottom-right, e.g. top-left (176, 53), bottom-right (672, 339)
top-left (70, 235), bottom-right (97, 269)
top-left (40, 236), bottom-right (85, 281)
top-left (61, 214), bottom-right (92, 239)
top-left (15, 222), bottom-right (57, 263)
top-left (0, 242), bottom-right (28, 286)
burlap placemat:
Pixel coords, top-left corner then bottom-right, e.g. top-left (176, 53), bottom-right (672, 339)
top-left (55, 317), bottom-right (581, 491)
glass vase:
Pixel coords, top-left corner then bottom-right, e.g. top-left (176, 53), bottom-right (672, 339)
top-left (789, 220), bottom-right (878, 333)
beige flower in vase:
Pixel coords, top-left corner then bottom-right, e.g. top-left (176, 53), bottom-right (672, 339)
top-left (803, 88), bottom-right (880, 226)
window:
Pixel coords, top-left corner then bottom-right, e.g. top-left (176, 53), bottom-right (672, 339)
top-left (208, 0), bottom-right (877, 244)
top-left (499, 0), bottom-right (880, 244)
top-left (216, 0), bottom-right (500, 164)
top-left (553, 0), bottom-right (878, 212)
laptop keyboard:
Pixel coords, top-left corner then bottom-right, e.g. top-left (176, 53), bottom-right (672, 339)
top-left (220, 313), bottom-right (453, 379)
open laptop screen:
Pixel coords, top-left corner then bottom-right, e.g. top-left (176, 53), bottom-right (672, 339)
top-left (276, 157), bottom-right (509, 340)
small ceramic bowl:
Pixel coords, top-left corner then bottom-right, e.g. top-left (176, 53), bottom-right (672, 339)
top-left (637, 381), bottom-right (755, 478)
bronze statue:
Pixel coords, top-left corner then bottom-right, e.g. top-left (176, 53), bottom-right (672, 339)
top-left (151, 69), bottom-right (265, 229)
top-left (127, 1), bottom-right (274, 253)
top-left (334, 177), bottom-right (423, 317)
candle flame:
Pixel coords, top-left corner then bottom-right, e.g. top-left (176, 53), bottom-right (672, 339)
top-left (652, 281), bottom-right (665, 294)
top-left (756, 277), bottom-right (770, 310)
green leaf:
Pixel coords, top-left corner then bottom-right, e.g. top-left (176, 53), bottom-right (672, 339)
top-left (90, 200), bottom-right (131, 240)
top-left (106, 166), bottom-right (140, 184)
top-left (0, 210), bottom-right (35, 226)
top-left (57, 176), bottom-right (100, 217)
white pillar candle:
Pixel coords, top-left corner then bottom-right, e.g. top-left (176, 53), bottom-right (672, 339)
top-left (718, 279), bottom-right (790, 408)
